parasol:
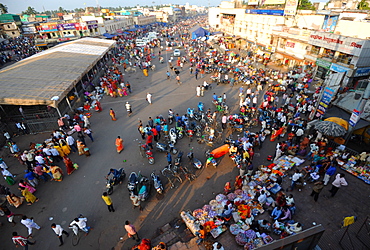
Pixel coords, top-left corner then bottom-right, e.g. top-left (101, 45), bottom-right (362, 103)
top-left (324, 117), bottom-right (349, 130)
top-left (315, 120), bottom-right (347, 137)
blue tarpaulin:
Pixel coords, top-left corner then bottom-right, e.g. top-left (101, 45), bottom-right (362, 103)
top-left (189, 25), bottom-right (210, 40)
top-left (103, 33), bottom-right (115, 39)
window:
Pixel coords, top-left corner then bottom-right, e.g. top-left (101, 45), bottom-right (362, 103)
top-left (7, 25), bottom-right (10, 29)
top-left (12, 31), bottom-right (15, 35)
top-left (336, 52), bottom-right (353, 65)
top-left (322, 48), bottom-right (335, 60)
top-left (355, 79), bottom-right (369, 91)
top-left (310, 45), bottom-right (320, 55)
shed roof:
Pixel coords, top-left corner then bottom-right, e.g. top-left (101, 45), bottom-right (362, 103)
top-left (0, 37), bottom-right (116, 107)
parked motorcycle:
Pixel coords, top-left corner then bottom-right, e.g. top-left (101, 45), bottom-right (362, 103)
top-left (106, 168), bottom-right (125, 195)
top-left (169, 128), bottom-right (177, 144)
top-left (151, 170), bottom-right (163, 194)
top-left (187, 149), bottom-right (202, 169)
top-left (187, 108), bottom-right (195, 119)
top-left (185, 128), bottom-right (194, 142)
top-left (156, 142), bottom-right (178, 155)
top-left (139, 141), bottom-right (155, 164)
top-left (175, 127), bottom-right (184, 140)
top-left (137, 171), bottom-right (151, 201)
top-left (127, 171), bottom-right (138, 194)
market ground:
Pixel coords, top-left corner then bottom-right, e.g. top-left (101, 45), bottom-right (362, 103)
top-left (0, 47), bottom-right (369, 250)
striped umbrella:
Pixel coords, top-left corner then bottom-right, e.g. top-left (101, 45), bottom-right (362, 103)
top-left (315, 120), bottom-right (347, 137)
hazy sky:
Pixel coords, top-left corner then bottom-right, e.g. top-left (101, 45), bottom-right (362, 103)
top-left (2, 0), bottom-right (221, 14)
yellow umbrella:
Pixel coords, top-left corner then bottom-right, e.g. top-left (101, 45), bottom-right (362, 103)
top-left (324, 117), bottom-right (349, 130)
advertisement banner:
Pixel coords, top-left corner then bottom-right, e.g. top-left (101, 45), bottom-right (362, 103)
top-left (322, 15), bottom-right (338, 33)
top-left (86, 20), bottom-right (98, 29)
top-left (245, 9), bottom-right (284, 16)
top-left (349, 109), bottom-right (361, 127)
top-left (284, 0), bottom-right (299, 15)
top-left (37, 23), bottom-right (58, 32)
top-left (57, 23), bottom-right (76, 31)
top-left (316, 58), bottom-right (332, 69)
top-left (316, 87), bottom-right (335, 117)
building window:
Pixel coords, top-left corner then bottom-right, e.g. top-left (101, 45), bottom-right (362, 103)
top-left (279, 39), bottom-right (286, 49)
top-left (322, 48), bottom-right (335, 60)
top-left (310, 45), bottom-right (320, 55)
top-left (336, 52), bottom-right (353, 65)
top-left (7, 25), bottom-right (10, 29)
top-left (216, 14), bottom-right (219, 18)
top-left (355, 79), bottom-right (369, 91)
top-left (12, 31), bottom-right (15, 35)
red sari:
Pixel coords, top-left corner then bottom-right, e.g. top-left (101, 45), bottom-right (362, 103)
top-left (63, 156), bottom-right (75, 175)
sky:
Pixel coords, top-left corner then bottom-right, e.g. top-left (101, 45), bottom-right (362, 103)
top-left (2, 0), bottom-right (221, 14)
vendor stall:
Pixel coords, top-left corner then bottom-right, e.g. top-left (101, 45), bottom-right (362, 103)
top-left (338, 156), bottom-right (370, 184)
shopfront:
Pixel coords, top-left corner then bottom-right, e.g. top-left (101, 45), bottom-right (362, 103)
top-left (315, 58), bottom-right (332, 80)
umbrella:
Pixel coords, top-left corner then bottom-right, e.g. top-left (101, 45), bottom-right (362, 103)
top-left (315, 120), bottom-right (347, 137)
top-left (324, 117), bottom-right (349, 130)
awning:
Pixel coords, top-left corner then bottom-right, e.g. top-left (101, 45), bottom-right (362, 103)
top-left (324, 106), bottom-right (370, 130)
top-left (275, 52), bottom-right (304, 62)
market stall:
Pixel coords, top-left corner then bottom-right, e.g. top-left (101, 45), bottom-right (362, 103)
top-left (337, 156), bottom-right (370, 184)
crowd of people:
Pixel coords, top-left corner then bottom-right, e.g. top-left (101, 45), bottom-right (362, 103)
top-left (0, 36), bottom-right (38, 67)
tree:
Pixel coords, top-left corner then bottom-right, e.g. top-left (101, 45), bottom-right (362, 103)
top-left (297, 0), bottom-right (316, 10)
top-left (358, 0), bottom-right (370, 10)
top-left (58, 6), bottom-right (67, 13)
top-left (22, 6), bottom-right (37, 15)
top-left (0, 3), bottom-right (8, 14)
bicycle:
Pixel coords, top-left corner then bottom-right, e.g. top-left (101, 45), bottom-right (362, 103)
top-left (69, 225), bottom-right (82, 246)
top-left (161, 165), bottom-right (182, 188)
top-left (179, 165), bottom-right (196, 182)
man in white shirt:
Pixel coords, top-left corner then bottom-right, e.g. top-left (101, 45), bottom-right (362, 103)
top-left (290, 170), bottom-right (303, 191)
top-left (258, 190), bottom-right (267, 205)
top-left (51, 223), bottom-right (69, 246)
top-left (34, 154), bottom-right (45, 165)
top-left (21, 216), bottom-right (40, 237)
top-left (70, 217), bottom-right (89, 235)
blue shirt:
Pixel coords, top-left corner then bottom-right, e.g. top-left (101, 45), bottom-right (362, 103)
top-left (107, 169), bottom-right (119, 178)
top-left (326, 166), bottom-right (336, 176)
top-left (24, 171), bottom-right (35, 180)
top-left (166, 154), bottom-right (172, 162)
top-left (156, 124), bottom-right (161, 132)
top-left (271, 207), bottom-right (282, 220)
top-left (213, 94), bottom-right (217, 101)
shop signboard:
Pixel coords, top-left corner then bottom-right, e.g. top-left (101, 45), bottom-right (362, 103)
top-left (317, 87), bottom-right (334, 116)
top-left (308, 31), bottom-right (369, 57)
top-left (316, 58), bottom-right (332, 69)
top-left (284, 0), bottom-right (299, 16)
top-left (354, 67), bottom-right (370, 77)
top-left (57, 23), bottom-right (76, 30)
top-left (86, 20), bottom-right (98, 29)
top-left (330, 63), bottom-right (350, 73)
top-left (349, 109), bottom-right (361, 127)
top-left (245, 9), bottom-right (284, 16)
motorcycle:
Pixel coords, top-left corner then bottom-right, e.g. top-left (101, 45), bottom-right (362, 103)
top-left (127, 171), bottom-right (138, 194)
top-left (187, 149), bottom-right (202, 169)
top-left (156, 142), bottom-right (178, 155)
top-left (151, 170), bottom-right (163, 194)
top-left (139, 141), bottom-right (155, 164)
top-left (137, 171), bottom-right (151, 201)
top-left (175, 127), bottom-right (184, 140)
top-left (185, 128), bottom-right (194, 142)
top-left (106, 168), bottom-right (125, 195)
top-left (169, 127), bottom-right (177, 144)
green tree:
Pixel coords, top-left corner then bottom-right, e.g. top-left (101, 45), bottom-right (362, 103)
top-left (0, 3), bottom-right (8, 14)
top-left (358, 0), bottom-right (370, 10)
top-left (297, 0), bottom-right (316, 10)
top-left (22, 6), bottom-right (37, 15)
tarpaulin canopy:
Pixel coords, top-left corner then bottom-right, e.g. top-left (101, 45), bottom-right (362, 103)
top-left (103, 33), bottom-right (116, 39)
top-left (189, 25), bottom-right (210, 40)
top-left (0, 37), bottom-right (116, 107)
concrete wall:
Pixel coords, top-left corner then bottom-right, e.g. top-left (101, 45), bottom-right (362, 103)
top-left (335, 20), bottom-right (370, 39)
top-left (285, 14), bottom-right (325, 30)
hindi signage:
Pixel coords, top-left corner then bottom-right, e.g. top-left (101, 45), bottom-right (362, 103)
top-left (316, 87), bottom-right (335, 117)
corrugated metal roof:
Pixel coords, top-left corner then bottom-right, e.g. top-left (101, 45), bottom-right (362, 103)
top-left (0, 37), bottom-right (116, 107)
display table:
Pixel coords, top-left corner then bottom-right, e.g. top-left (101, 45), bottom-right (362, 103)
top-left (339, 156), bottom-right (370, 184)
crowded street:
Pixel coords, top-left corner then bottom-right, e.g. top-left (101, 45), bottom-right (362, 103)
top-left (0, 15), bottom-right (369, 250)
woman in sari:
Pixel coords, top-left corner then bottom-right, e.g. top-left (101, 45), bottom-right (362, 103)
top-left (19, 186), bottom-right (39, 205)
top-left (7, 193), bottom-right (24, 208)
top-left (63, 156), bottom-right (75, 175)
top-left (110, 108), bottom-right (117, 121)
top-left (59, 139), bottom-right (71, 156)
top-left (95, 100), bottom-right (102, 112)
top-left (115, 136), bottom-right (124, 154)
top-left (77, 140), bottom-right (86, 156)
top-left (19, 179), bottom-right (36, 193)
top-left (50, 165), bottom-right (63, 181)
top-left (54, 144), bottom-right (65, 158)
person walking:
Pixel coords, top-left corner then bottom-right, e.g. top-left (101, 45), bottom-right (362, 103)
top-left (146, 93), bottom-right (152, 105)
top-left (329, 173), bottom-right (348, 197)
top-left (323, 164), bottom-right (336, 186)
top-left (310, 181), bottom-right (324, 202)
top-left (20, 215), bottom-right (41, 237)
top-left (166, 152), bottom-right (172, 166)
top-left (12, 232), bottom-right (36, 249)
top-left (102, 192), bottom-right (115, 212)
top-left (115, 136), bottom-right (124, 154)
top-left (125, 102), bottom-right (132, 116)
top-left (66, 135), bottom-right (77, 153)
top-left (109, 108), bottom-right (117, 121)
top-left (84, 128), bottom-right (94, 142)
top-left (51, 223), bottom-right (69, 246)
top-left (124, 221), bottom-right (140, 242)
top-left (196, 85), bottom-right (201, 97)
top-left (176, 75), bottom-right (181, 85)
